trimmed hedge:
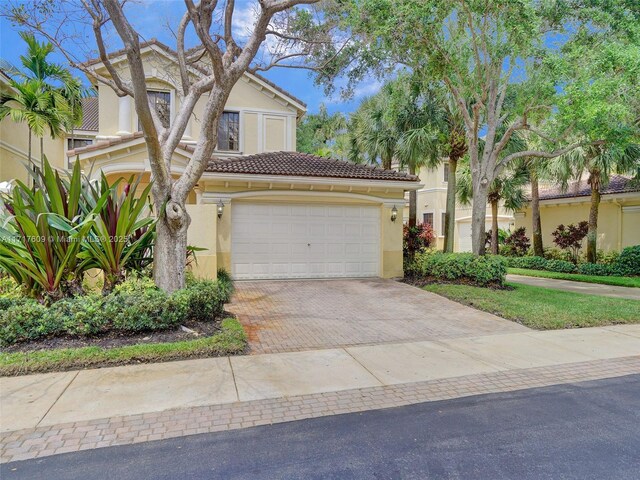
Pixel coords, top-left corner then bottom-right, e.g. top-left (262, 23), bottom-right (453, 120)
top-left (504, 245), bottom-right (640, 277)
top-left (413, 251), bottom-right (507, 286)
top-left (0, 275), bottom-right (234, 347)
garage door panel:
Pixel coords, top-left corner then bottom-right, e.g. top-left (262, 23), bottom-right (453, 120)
top-left (232, 203), bottom-right (380, 280)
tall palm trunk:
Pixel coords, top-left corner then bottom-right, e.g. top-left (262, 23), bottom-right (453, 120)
top-left (443, 157), bottom-right (458, 252)
top-left (530, 171), bottom-right (544, 256)
top-left (587, 171), bottom-right (600, 264)
top-left (408, 163), bottom-right (417, 227)
top-left (491, 199), bottom-right (499, 255)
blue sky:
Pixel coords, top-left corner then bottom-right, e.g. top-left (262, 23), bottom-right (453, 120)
top-left (0, 0), bottom-right (377, 116)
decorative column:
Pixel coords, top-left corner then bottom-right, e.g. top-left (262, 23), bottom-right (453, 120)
top-left (117, 96), bottom-right (132, 135)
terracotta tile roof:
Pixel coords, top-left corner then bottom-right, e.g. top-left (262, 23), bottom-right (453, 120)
top-left (78, 97), bottom-right (99, 131)
top-left (67, 131), bottom-right (145, 156)
top-left (84, 39), bottom-right (306, 108)
top-left (204, 151), bottom-right (419, 182)
top-left (538, 174), bottom-right (640, 200)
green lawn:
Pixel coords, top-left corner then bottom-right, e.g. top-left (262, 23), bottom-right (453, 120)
top-left (0, 318), bottom-right (247, 376)
top-left (424, 283), bottom-right (640, 330)
top-left (507, 268), bottom-right (640, 288)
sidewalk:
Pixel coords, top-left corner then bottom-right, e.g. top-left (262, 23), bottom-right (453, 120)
top-left (506, 274), bottom-right (640, 300)
top-left (2, 325), bottom-right (640, 462)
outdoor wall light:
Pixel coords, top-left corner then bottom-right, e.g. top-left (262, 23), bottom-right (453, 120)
top-left (217, 199), bottom-right (225, 219)
top-left (391, 205), bottom-right (398, 222)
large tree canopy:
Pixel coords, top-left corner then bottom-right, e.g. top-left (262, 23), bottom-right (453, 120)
top-left (312, 0), bottom-right (640, 254)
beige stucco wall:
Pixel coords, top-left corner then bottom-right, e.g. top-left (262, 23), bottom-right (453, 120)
top-left (514, 195), bottom-right (640, 253)
top-left (185, 204), bottom-right (218, 280)
top-left (0, 116), bottom-right (66, 183)
top-left (93, 49), bottom-right (300, 155)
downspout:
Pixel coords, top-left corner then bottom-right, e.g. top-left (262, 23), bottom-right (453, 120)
top-left (613, 199), bottom-right (622, 251)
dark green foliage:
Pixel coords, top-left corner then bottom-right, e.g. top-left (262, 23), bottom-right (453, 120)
top-left (413, 251), bottom-right (507, 286)
top-left (551, 222), bottom-right (589, 264)
top-left (616, 245), bottom-right (640, 276)
top-left (578, 263), bottom-right (614, 276)
top-left (0, 277), bottom-right (233, 346)
top-left (506, 256), bottom-right (549, 270)
top-left (544, 259), bottom-right (577, 273)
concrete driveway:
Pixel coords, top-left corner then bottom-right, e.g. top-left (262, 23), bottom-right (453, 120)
top-left (228, 278), bottom-right (528, 354)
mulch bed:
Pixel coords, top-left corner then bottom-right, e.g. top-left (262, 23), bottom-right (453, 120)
top-left (2, 313), bottom-right (235, 354)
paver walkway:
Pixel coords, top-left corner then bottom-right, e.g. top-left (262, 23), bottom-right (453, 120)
top-left (2, 325), bottom-right (639, 463)
top-left (507, 274), bottom-right (640, 300)
top-left (228, 278), bottom-right (527, 354)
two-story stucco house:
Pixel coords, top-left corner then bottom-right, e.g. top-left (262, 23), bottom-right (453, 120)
top-left (0, 40), bottom-right (421, 281)
top-left (410, 163), bottom-right (514, 252)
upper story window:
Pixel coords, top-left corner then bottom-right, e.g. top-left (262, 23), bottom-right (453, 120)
top-left (67, 137), bottom-right (93, 150)
top-left (217, 111), bottom-right (240, 151)
top-left (443, 162), bottom-right (449, 182)
top-left (139, 90), bottom-right (171, 130)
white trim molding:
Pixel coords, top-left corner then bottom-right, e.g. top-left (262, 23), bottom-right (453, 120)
top-left (201, 190), bottom-right (404, 207)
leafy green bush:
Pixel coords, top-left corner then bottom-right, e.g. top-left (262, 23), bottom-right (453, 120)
top-left (543, 248), bottom-right (575, 263)
top-left (414, 251), bottom-right (507, 286)
top-left (0, 277), bottom-right (233, 346)
top-left (0, 301), bottom-right (49, 346)
top-left (543, 259), bottom-right (577, 273)
top-left (45, 295), bottom-right (108, 336)
top-left (506, 256), bottom-right (548, 270)
top-left (597, 250), bottom-right (620, 265)
top-left (578, 263), bottom-right (614, 276)
top-left (0, 275), bottom-right (21, 298)
top-left (615, 245), bottom-right (640, 276)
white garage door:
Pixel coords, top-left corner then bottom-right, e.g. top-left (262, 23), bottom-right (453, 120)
top-left (232, 203), bottom-right (380, 280)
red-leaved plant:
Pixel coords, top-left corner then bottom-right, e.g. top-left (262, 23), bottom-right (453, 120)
top-left (552, 221), bottom-right (589, 264)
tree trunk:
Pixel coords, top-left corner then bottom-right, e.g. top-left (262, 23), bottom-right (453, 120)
top-left (408, 163), bottom-right (417, 228)
top-left (491, 200), bottom-right (499, 255)
top-left (586, 173), bottom-right (600, 264)
top-left (153, 196), bottom-right (191, 293)
top-left (530, 171), bottom-right (543, 257)
top-left (40, 136), bottom-right (44, 170)
top-left (443, 158), bottom-right (457, 252)
top-left (471, 181), bottom-right (489, 255)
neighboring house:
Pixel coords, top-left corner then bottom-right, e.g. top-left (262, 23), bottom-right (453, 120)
top-left (410, 162), bottom-right (514, 252)
top-left (514, 175), bottom-right (640, 252)
top-left (0, 40), bottom-right (421, 280)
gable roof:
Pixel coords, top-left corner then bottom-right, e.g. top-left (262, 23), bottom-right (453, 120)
top-left (84, 39), bottom-right (306, 111)
top-left (203, 151), bottom-right (419, 182)
top-left (538, 174), bottom-right (640, 201)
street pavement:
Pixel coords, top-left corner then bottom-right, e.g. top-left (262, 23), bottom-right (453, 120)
top-left (3, 374), bottom-right (639, 480)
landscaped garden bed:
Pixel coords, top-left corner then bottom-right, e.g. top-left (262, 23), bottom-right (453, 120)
top-left (506, 268), bottom-right (640, 288)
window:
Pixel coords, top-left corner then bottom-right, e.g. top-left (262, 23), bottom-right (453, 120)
top-left (217, 111), bottom-right (240, 151)
top-left (443, 162), bottom-right (449, 182)
top-left (441, 212), bottom-right (447, 236)
top-left (423, 212), bottom-right (433, 226)
top-left (139, 90), bottom-right (171, 130)
top-left (67, 137), bottom-right (93, 150)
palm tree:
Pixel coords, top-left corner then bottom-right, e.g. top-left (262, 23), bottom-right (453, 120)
top-left (1, 32), bottom-right (87, 167)
top-left (457, 165), bottom-right (528, 254)
top-left (0, 78), bottom-right (62, 165)
top-left (558, 143), bottom-right (640, 263)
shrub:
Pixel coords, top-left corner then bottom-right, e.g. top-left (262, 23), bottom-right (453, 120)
top-left (506, 256), bottom-right (548, 270)
top-left (45, 295), bottom-right (108, 336)
top-left (543, 259), bottom-right (577, 273)
top-left (403, 223), bottom-right (435, 257)
top-left (414, 251), bottom-right (507, 286)
top-left (502, 227), bottom-right (530, 257)
top-left (0, 300), bottom-right (49, 346)
top-left (0, 276), bottom-right (232, 346)
top-left (543, 248), bottom-right (575, 263)
top-left (551, 221), bottom-right (588, 264)
top-left (578, 263), bottom-right (614, 276)
top-left (0, 275), bottom-right (21, 298)
top-left (597, 250), bottom-right (620, 265)
top-left (615, 245), bottom-right (640, 276)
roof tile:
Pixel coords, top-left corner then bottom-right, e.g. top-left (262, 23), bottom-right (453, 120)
top-left (538, 175), bottom-right (640, 200)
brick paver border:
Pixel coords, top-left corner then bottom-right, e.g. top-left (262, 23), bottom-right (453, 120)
top-left (2, 356), bottom-right (638, 464)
